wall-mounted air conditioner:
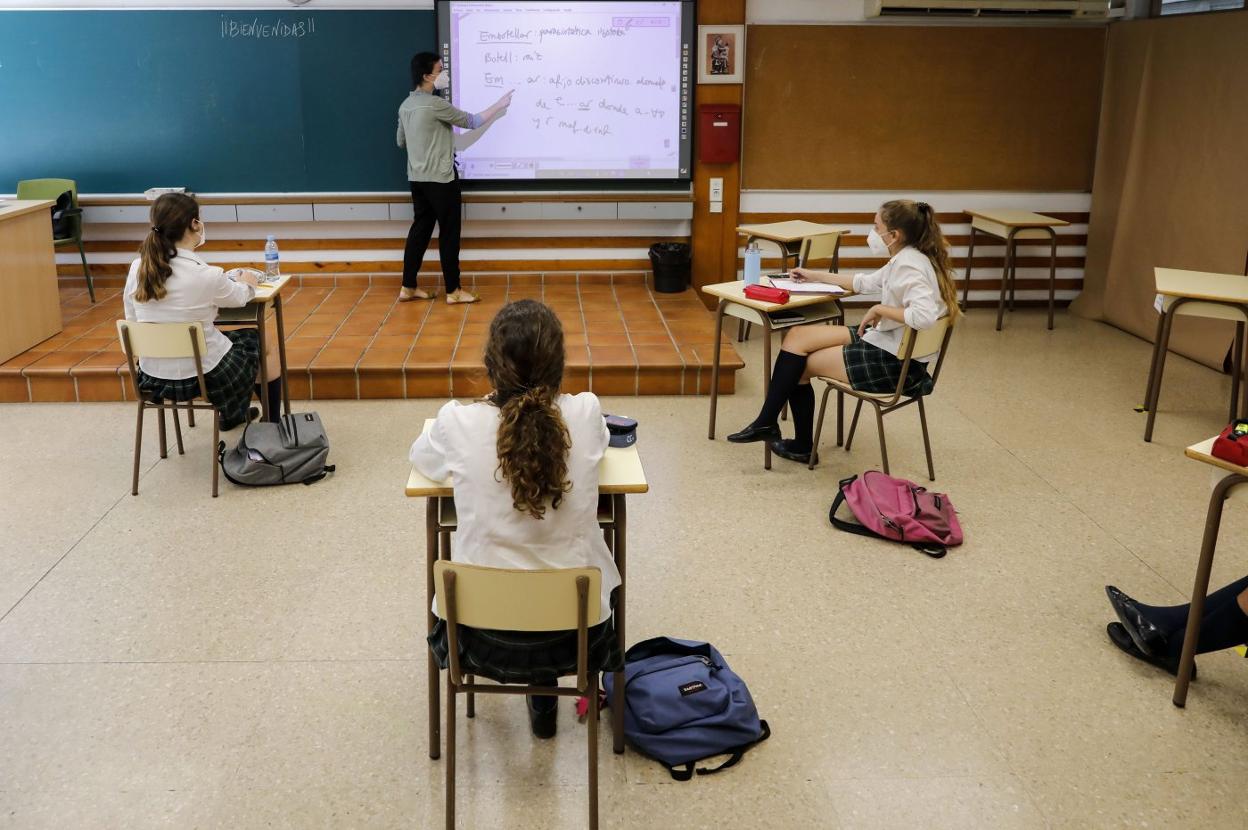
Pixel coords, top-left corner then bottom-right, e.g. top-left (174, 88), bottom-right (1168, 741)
top-left (864, 0), bottom-right (1119, 18)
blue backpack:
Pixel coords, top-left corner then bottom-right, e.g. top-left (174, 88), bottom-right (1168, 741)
top-left (603, 637), bottom-right (771, 781)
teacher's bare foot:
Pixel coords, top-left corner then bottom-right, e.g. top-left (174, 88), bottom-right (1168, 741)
top-left (399, 287), bottom-right (436, 302)
top-left (446, 289), bottom-right (480, 305)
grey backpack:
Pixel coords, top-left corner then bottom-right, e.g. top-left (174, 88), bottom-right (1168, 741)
top-left (218, 412), bottom-right (335, 487)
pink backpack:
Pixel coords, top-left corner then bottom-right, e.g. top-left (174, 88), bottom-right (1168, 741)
top-left (829, 471), bottom-right (963, 558)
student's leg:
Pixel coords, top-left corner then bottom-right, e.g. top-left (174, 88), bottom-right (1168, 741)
top-left (427, 179), bottom-right (468, 299)
top-left (728, 326), bottom-right (851, 442)
top-left (402, 183), bottom-right (437, 299)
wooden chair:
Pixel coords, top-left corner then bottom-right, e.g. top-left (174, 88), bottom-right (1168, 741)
top-left (433, 561), bottom-right (604, 830)
top-left (739, 230), bottom-right (846, 342)
top-left (117, 320), bottom-right (224, 497)
top-left (809, 318), bottom-right (954, 480)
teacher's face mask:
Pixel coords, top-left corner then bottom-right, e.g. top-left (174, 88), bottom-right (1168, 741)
top-left (433, 70), bottom-right (450, 91)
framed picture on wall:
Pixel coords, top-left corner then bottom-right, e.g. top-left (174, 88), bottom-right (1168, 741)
top-left (698, 25), bottom-right (744, 84)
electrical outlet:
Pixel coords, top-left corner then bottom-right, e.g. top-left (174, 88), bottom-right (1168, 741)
top-left (709, 201), bottom-right (723, 214)
top-left (709, 177), bottom-right (723, 201)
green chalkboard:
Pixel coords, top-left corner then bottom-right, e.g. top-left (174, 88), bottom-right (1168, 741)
top-left (0, 10), bottom-right (434, 193)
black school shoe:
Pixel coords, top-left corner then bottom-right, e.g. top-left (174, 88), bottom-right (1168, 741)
top-left (1106, 622), bottom-right (1196, 680)
top-left (768, 438), bottom-right (813, 465)
top-left (726, 423), bottom-right (780, 443)
top-left (527, 695), bottom-right (558, 739)
top-left (1105, 585), bottom-right (1170, 657)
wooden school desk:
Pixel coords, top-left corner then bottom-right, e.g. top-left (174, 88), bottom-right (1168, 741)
top-left (0, 200), bottom-right (61, 363)
top-left (734, 221), bottom-right (850, 342)
top-left (1142, 268), bottom-right (1248, 443)
top-left (961, 209), bottom-right (1068, 331)
top-left (1172, 437), bottom-right (1248, 707)
top-left (406, 421), bottom-right (649, 758)
top-left (214, 274), bottom-right (293, 420)
top-left (701, 279), bottom-right (853, 469)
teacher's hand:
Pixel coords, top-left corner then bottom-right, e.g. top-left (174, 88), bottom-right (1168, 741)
top-left (496, 89), bottom-right (515, 109)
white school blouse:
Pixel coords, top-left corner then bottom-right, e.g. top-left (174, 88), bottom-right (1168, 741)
top-left (409, 392), bottom-right (621, 620)
top-left (851, 245), bottom-right (947, 363)
top-left (123, 249), bottom-right (255, 379)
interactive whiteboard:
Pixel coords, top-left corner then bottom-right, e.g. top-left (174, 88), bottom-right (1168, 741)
top-left (437, 1), bottom-right (694, 184)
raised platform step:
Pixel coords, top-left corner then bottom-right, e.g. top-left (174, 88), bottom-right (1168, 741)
top-left (0, 275), bottom-right (745, 404)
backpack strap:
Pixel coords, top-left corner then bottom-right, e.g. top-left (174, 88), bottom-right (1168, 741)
top-left (300, 464), bottom-right (336, 485)
top-left (910, 543), bottom-right (947, 559)
top-left (663, 720), bottom-right (772, 782)
top-left (828, 476), bottom-right (881, 540)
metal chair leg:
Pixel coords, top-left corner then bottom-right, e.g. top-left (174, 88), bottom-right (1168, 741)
top-left (77, 237), bottom-right (95, 303)
top-left (874, 403), bottom-right (890, 474)
top-left (171, 404), bottom-right (185, 455)
top-left (588, 672), bottom-right (600, 830)
top-left (157, 406), bottom-right (168, 459)
top-left (1046, 229), bottom-right (1057, 330)
top-left (445, 673), bottom-right (456, 830)
top-left (961, 228), bottom-right (975, 311)
top-left (211, 409), bottom-right (220, 498)
top-left (131, 402), bottom-right (145, 496)
top-left (466, 676), bottom-right (475, 719)
top-left (187, 398), bottom-right (196, 428)
top-left (836, 390), bottom-right (844, 447)
top-left (918, 397), bottom-right (935, 481)
top-left (845, 398), bottom-right (864, 451)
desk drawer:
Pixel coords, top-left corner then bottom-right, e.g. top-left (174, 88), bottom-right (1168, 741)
top-left (540, 202), bottom-right (617, 221)
top-left (465, 202), bottom-right (543, 221)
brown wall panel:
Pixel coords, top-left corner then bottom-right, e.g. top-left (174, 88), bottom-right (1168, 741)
top-left (742, 25), bottom-right (1105, 191)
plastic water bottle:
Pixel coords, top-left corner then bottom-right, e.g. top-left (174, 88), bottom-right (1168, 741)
top-left (744, 241), bottom-right (762, 286)
top-left (264, 235), bottom-right (280, 278)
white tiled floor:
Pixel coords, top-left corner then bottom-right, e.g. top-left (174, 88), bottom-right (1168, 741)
top-left (2, 309), bottom-right (1247, 829)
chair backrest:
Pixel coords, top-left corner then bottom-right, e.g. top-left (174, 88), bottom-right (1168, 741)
top-left (433, 561), bottom-right (602, 631)
top-left (116, 320), bottom-right (208, 360)
top-left (895, 316), bottom-right (955, 395)
top-left (16, 178), bottom-right (78, 206)
top-left (798, 232), bottom-right (843, 268)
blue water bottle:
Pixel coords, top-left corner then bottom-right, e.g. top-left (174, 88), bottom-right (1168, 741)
top-left (744, 241), bottom-right (761, 285)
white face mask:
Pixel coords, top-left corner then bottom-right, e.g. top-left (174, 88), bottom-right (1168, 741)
top-left (867, 228), bottom-right (892, 257)
top-left (195, 220), bottom-right (207, 249)
top-left (433, 70), bottom-right (450, 91)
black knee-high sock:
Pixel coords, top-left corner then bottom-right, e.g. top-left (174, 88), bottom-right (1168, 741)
top-left (787, 383), bottom-right (815, 452)
top-left (1164, 586), bottom-right (1248, 659)
top-left (750, 350), bottom-right (807, 429)
top-left (1140, 574), bottom-right (1248, 638)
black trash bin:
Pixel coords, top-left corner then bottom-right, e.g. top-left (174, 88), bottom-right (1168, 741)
top-left (649, 242), bottom-right (691, 293)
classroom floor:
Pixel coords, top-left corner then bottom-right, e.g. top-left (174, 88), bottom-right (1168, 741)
top-left (2, 309), bottom-right (1247, 829)
top-left (0, 277), bottom-right (745, 405)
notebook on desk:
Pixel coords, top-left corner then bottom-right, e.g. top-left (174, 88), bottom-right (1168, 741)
top-left (765, 276), bottom-right (845, 295)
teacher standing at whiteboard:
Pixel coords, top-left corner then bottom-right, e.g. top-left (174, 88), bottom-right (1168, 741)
top-left (397, 52), bottom-right (512, 304)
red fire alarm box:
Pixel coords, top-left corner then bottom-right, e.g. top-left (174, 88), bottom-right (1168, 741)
top-left (698, 103), bottom-right (741, 164)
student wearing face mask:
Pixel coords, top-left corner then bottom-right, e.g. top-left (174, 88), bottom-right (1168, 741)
top-left (123, 193), bottom-right (278, 430)
top-left (397, 52), bottom-right (513, 305)
top-left (727, 199), bottom-right (962, 465)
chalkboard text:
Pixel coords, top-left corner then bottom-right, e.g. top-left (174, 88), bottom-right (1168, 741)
top-left (220, 16), bottom-right (316, 40)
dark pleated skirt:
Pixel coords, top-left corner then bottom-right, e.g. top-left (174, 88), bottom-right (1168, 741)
top-left (136, 328), bottom-right (260, 426)
top-left (428, 616), bottom-right (625, 686)
top-left (842, 328), bottom-right (934, 397)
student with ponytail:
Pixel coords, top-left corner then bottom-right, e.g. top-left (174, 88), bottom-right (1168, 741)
top-left (728, 199), bottom-right (961, 465)
top-left (409, 299), bottom-right (622, 739)
top-left (123, 193), bottom-right (280, 430)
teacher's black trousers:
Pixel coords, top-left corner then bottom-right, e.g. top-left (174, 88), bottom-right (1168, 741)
top-left (403, 178), bottom-right (463, 294)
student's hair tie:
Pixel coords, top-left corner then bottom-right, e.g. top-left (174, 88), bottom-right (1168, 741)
top-left (916, 202), bottom-right (931, 213)
top-left (151, 225), bottom-right (161, 233)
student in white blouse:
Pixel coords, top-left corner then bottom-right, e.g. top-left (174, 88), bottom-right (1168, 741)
top-left (728, 199), bottom-right (962, 464)
top-left (123, 193), bottom-right (276, 429)
top-left (409, 299), bottom-right (622, 739)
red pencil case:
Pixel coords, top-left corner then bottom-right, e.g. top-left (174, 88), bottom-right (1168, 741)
top-left (1212, 420), bottom-right (1248, 466)
top-left (743, 284), bottom-right (790, 304)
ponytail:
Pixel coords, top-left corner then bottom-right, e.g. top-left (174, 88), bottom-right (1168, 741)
top-left (495, 385), bottom-right (573, 520)
top-left (135, 193), bottom-right (200, 303)
top-left (484, 300), bottom-right (573, 520)
top-left (880, 199), bottom-right (962, 324)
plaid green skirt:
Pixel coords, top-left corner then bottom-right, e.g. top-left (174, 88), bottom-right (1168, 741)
top-left (843, 328), bottom-right (934, 397)
top-left (136, 328), bottom-right (259, 427)
top-left (428, 616), bottom-right (625, 686)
